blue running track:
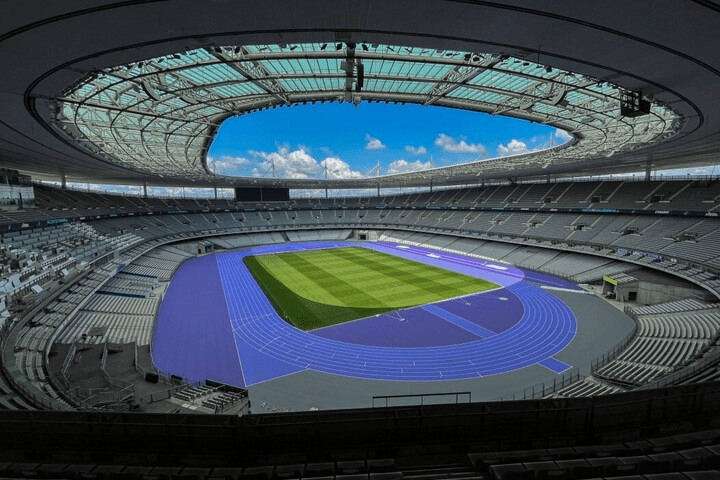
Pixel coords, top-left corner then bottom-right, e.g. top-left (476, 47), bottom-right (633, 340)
top-left (153, 241), bottom-right (577, 386)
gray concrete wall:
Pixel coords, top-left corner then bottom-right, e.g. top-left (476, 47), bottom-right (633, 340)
top-left (355, 230), bottom-right (380, 241)
top-left (636, 280), bottom-right (703, 305)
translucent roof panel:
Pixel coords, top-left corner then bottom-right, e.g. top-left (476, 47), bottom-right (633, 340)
top-left (50, 42), bottom-right (682, 186)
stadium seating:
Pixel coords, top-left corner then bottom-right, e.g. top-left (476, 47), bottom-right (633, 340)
top-left (470, 425), bottom-right (720, 479)
top-left (25, 179), bottom-right (720, 221)
top-left (555, 300), bottom-right (720, 390)
top-left (0, 380), bottom-right (720, 475)
top-left (3, 180), bottom-right (720, 413)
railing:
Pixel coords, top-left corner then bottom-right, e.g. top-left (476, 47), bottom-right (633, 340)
top-left (53, 342), bottom-right (136, 409)
top-left (498, 367), bottom-right (581, 401)
top-left (65, 383), bottom-right (133, 408)
top-left (155, 370), bottom-right (201, 388)
top-left (100, 342), bottom-right (136, 392)
top-left (4, 381), bottom-right (720, 464)
top-left (4, 366), bottom-right (71, 410)
top-left (133, 340), bottom-right (147, 378)
top-left (59, 342), bottom-right (77, 387)
top-left (135, 384), bottom-right (186, 405)
top-left (39, 266), bottom-right (119, 409)
top-left (636, 344), bottom-right (720, 389)
top-left (211, 393), bottom-right (249, 414)
top-left (590, 322), bottom-right (639, 373)
top-left (372, 391), bottom-right (471, 408)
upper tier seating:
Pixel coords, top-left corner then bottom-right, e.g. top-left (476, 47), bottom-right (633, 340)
top-left (23, 180), bottom-right (720, 225)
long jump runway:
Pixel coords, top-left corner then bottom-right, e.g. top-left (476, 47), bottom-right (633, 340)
top-left (153, 241), bottom-right (578, 388)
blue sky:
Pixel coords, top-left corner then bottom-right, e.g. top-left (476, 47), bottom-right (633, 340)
top-left (207, 103), bottom-right (571, 179)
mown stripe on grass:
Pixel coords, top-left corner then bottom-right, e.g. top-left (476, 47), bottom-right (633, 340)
top-left (327, 247), bottom-right (486, 301)
top-left (274, 251), bottom-right (387, 308)
top-left (243, 255), bottom-right (329, 327)
top-left (274, 248), bottom-right (444, 306)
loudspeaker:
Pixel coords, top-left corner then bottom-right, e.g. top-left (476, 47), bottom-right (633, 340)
top-left (145, 372), bottom-right (159, 383)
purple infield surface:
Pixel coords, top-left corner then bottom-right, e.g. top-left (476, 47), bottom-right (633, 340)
top-left (153, 254), bottom-right (245, 386)
top-left (153, 241), bottom-right (577, 387)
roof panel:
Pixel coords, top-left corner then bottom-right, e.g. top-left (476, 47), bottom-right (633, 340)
top-left (51, 41), bottom-right (681, 184)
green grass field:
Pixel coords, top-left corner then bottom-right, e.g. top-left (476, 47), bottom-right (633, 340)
top-left (243, 246), bottom-right (498, 330)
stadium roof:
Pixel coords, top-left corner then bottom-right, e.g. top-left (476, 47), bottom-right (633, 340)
top-left (1, 1), bottom-right (719, 189)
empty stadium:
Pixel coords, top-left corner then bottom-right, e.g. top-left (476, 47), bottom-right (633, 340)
top-left (2, 1), bottom-right (720, 478)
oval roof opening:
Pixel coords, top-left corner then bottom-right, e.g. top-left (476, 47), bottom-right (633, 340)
top-left (207, 102), bottom-right (566, 179)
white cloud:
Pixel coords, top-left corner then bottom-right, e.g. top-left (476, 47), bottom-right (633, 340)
top-left (497, 139), bottom-right (530, 157)
top-left (365, 134), bottom-right (386, 150)
top-left (247, 146), bottom-right (364, 180)
top-left (320, 157), bottom-right (364, 179)
top-left (250, 146), bottom-right (322, 179)
top-left (207, 155), bottom-right (252, 174)
top-left (555, 128), bottom-right (573, 142)
top-left (404, 145), bottom-right (427, 156)
top-left (434, 133), bottom-right (486, 155)
top-left (387, 159), bottom-right (435, 175)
